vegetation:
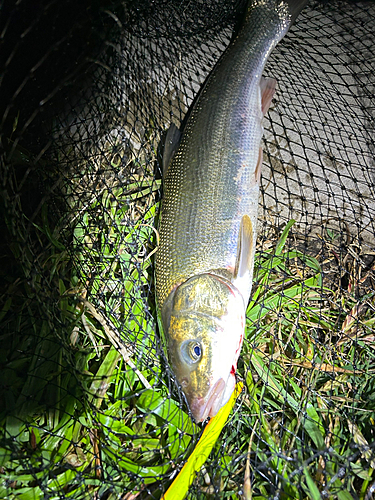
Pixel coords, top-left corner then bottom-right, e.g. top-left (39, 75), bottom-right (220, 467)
top-left (0, 145), bottom-right (374, 500)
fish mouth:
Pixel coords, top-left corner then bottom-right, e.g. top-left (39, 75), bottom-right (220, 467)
top-left (189, 378), bottom-right (226, 423)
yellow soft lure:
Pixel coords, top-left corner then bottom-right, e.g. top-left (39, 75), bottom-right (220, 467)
top-left (161, 382), bottom-right (243, 500)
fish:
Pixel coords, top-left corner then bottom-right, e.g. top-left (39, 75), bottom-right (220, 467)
top-left (155, 0), bottom-right (307, 422)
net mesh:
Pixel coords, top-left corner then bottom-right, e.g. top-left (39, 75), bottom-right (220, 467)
top-left (1, 0), bottom-right (375, 498)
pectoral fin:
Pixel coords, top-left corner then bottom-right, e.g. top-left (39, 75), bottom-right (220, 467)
top-left (234, 215), bottom-right (253, 280)
top-left (163, 122), bottom-right (181, 175)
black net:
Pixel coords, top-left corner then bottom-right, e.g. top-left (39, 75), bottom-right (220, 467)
top-left (1, 0), bottom-right (375, 498)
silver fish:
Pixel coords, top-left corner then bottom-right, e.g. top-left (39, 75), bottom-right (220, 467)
top-left (155, 0), bottom-right (306, 422)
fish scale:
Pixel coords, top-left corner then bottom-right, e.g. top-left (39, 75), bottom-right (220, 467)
top-left (156, 0), bottom-right (290, 308)
top-left (155, 0), bottom-right (306, 422)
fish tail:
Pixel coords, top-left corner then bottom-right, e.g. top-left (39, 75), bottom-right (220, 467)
top-left (245, 0), bottom-right (308, 26)
top-left (285, 0), bottom-right (308, 23)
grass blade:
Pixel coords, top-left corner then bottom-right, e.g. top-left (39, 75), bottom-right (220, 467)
top-left (161, 382), bottom-right (243, 500)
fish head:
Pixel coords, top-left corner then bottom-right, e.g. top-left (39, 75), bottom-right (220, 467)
top-left (161, 273), bottom-right (245, 422)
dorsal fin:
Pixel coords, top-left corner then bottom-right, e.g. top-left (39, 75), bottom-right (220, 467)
top-left (163, 123), bottom-right (181, 175)
top-left (234, 215), bottom-right (253, 280)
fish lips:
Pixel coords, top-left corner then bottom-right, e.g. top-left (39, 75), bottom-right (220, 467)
top-left (188, 375), bottom-right (235, 423)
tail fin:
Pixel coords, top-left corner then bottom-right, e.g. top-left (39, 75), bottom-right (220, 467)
top-left (242, 0), bottom-right (308, 32)
top-left (285, 0), bottom-right (308, 23)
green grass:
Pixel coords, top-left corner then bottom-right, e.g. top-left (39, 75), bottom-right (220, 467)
top-left (0, 145), bottom-right (374, 500)
top-left (238, 223), bottom-right (375, 500)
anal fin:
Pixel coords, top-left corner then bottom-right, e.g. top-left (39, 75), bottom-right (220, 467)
top-left (260, 77), bottom-right (277, 115)
top-left (255, 147), bottom-right (263, 184)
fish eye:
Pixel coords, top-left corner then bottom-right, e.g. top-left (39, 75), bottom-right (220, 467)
top-left (190, 342), bottom-right (202, 361)
top-left (180, 340), bottom-right (202, 364)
